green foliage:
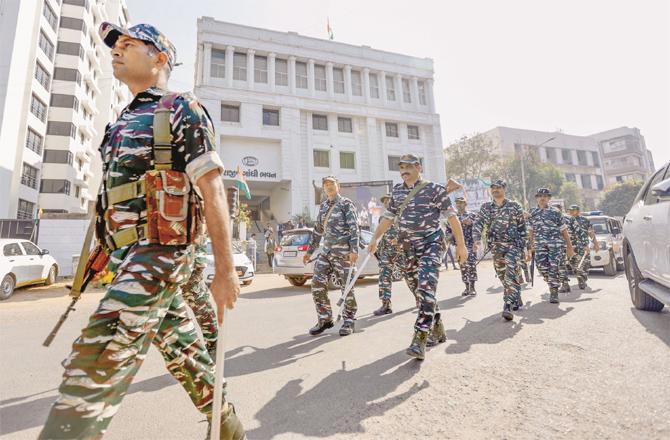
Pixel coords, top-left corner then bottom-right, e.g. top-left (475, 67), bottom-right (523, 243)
top-left (558, 181), bottom-right (583, 208)
top-left (445, 133), bottom-right (500, 181)
top-left (598, 180), bottom-right (644, 216)
top-left (238, 203), bottom-right (252, 227)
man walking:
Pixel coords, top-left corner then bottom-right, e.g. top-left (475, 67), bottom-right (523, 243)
top-left (265, 231), bottom-right (276, 268)
top-left (446, 197), bottom-right (478, 295)
top-left (567, 204), bottom-right (599, 289)
top-left (553, 203), bottom-right (572, 292)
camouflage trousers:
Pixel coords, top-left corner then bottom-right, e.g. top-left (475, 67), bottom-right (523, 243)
top-left (535, 242), bottom-right (564, 289)
top-left (402, 237), bottom-right (444, 333)
top-left (377, 247), bottom-right (408, 301)
top-left (311, 252), bottom-right (357, 323)
top-left (459, 246), bottom-right (478, 284)
top-left (492, 245), bottom-right (524, 305)
top-left (182, 266), bottom-right (218, 355)
top-left (39, 269), bottom-right (223, 439)
top-left (558, 246), bottom-right (570, 282)
top-left (570, 246), bottom-right (590, 281)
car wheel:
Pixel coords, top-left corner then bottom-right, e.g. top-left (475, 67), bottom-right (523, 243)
top-left (44, 265), bottom-right (58, 286)
top-left (603, 251), bottom-right (617, 276)
top-left (242, 280), bottom-right (252, 286)
top-left (616, 258), bottom-right (625, 272)
top-left (625, 247), bottom-right (664, 312)
top-left (0, 274), bottom-right (16, 300)
top-left (287, 276), bottom-right (307, 287)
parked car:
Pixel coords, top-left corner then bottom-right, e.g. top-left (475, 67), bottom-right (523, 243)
top-left (274, 228), bottom-right (379, 287)
top-left (585, 214), bottom-right (624, 276)
top-left (202, 240), bottom-right (255, 286)
top-left (0, 239), bottom-right (59, 300)
top-left (622, 161), bottom-right (670, 312)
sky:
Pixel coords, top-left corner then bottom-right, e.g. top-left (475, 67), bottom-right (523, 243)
top-left (127, 0), bottom-right (670, 167)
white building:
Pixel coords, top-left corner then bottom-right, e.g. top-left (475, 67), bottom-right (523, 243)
top-left (591, 127), bottom-right (655, 186)
top-left (194, 18), bottom-right (445, 224)
top-left (0, 0), bottom-right (129, 219)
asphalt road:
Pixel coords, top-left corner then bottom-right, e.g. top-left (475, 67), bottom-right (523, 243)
top-left (1, 262), bottom-right (668, 439)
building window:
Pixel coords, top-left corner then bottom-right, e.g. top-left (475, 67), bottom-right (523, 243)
top-left (402, 78), bottom-right (411, 103)
top-left (351, 70), bottom-right (362, 96)
top-left (57, 41), bottom-right (84, 60)
top-left (313, 150), bottom-right (330, 168)
top-left (254, 55), bottom-right (268, 83)
top-left (545, 147), bottom-right (556, 163)
top-left (43, 2), bottom-right (58, 31)
top-left (64, 0), bottom-right (90, 9)
top-left (21, 163), bottom-right (39, 189)
top-left (385, 76), bottom-right (396, 101)
top-left (35, 62), bottom-right (51, 90)
top-left (338, 117), bottom-right (353, 133)
top-left (340, 152), bottom-right (355, 170)
top-left (385, 122), bottom-right (398, 137)
top-left (561, 148), bottom-right (572, 164)
top-left (275, 58), bottom-right (288, 86)
top-left (54, 67), bottom-right (82, 85)
top-left (577, 150), bottom-right (588, 166)
top-left (17, 199), bottom-right (35, 220)
top-left (333, 67), bottom-right (344, 94)
top-left (314, 64), bottom-right (327, 91)
top-left (592, 151), bottom-right (600, 167)
top-left (312, 114), bottom-right (328, 131)
top-left (369, 73), bottom-right (380, 99)
top-left (295, 61), bottom-right (308, 89)
top-left (418, 81), bottom-right (427, 105)
top-left (407, 125), bottom-right (420, 140)
top-left (30, 95), bottom-right (47, 122)
top-left (262, 108), bottom-right (279, 126)
top-left (211, 48), bottom-right (225, 78)
top-left (75, 185), bottom-right (81, 198)
top-left (50, 94), bottom-right (79, 111)
top-left (60, 16), bottom-right (87, 34)
top-left (233, 52), bottom-right (247, 80)
top-left (388, 155), bottom-right (401, 171)
top-left (25, 128), bottom-right (43, 154)
top-left (596, 175), bottom-right (604, 190)
top-left (47, 122), bottom-right (77, 139)
top-left (39, 30), bottom-right (55, 60)
top-left (220, 104), bottom-right (240, 122)
top-left (565, 173), bottom-right (576, 183)
top-left (40, 179), bottom-right (71, 195)
top-left (580, 174), bottom-right (592, 189)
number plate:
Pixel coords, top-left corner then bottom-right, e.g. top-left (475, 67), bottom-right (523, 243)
top-left (237, 270), bottom-right (244, 276)
top-left (283, 251), bottom-right (297, 257)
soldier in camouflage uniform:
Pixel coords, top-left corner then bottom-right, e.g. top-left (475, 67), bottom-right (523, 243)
top-left (446, 197), bottom-right (478, 296)
top-left (304, 176), bottom-right (360, 336)
top-left (39, 23), bottom-right (245, 439)
top-left (553, 203), bottom-right (572, 292)
top-left (473, 179), bottom-right (529, 321)
top-left (373, 193), bottom-right (411, 315)
top-left (567, 204), bottom-right (599, 289)
top-left (369, 154), bottom-right (467, 360)
top-left (528, 188), bottom-right (575, 304)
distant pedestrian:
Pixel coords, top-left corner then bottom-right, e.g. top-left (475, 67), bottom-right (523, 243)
top-left (247, 234), bottom-right (258, 270)
top-left (444, 244), bottom-right (457, 270)
top-left (265, 232), bottom-right (276, 268)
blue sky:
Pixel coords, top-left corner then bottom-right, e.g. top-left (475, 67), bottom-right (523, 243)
top-left (127, 0), bottom-right (670, 166)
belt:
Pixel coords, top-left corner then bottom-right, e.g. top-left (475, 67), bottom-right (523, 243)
top-left (106, 224), bottom-right (149, 251)
top-left (103, 179), bottom-right (146, 209)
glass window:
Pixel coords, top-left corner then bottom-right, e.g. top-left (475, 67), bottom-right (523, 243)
top-left (580, 174), bottom-right (592, 189)
top-left (314, 64), bottom-right (327, 91)
top-left (340, 152), bottom-right (355, 169)
top-left (233, 52), bottom-right (247, 80)
top-left (262, 108), bottom-right (279, 126)
top-left (407, 125), bottom-right (420, 140)
top-left (545, 147), bottom-right (556, 163)
top-left (43, 2), bottom-right (58, 30)
top-left (40, 179), bottom-right (71, 195)
top-left (54, 67), bottom-right (81, 85)
top-left (295, 61), bottom-right (308, 89)
top-left (57, 41), bottom-right (84, 59)
top-left (50, 94), bottom-right (79, 110)
top-left (34, 62), bottom-right (51, 90)
top-left (388, 155), bottom-right (401, 171)
top-left (338, 117), bottom-right (352, 133)
top-left (17, 199), bottom-right (35, 220)
top-left (60, 16), bottom-right (87, 33)
top-left (402, 78), bottom-right (411, 103)
top-left (643, 168), bottom-right (666, 205)
top-left (39, 30), bottom-right (55, 60)
top-left (313, 150), bottom-right (330, 167)
top-left (385, 76), bottom-right (395, 101)
top-left (254, 55), bottom-right (267, 83)
top-left (21, 163), bottom-right (39, 189)
top-left (280, 231), bottom-right (310, 246)
top-left (275, 58), bottom-right (288, 86)
top-left (30, 95), bottom-right (47, 122)
top-left (369, 73), bottom-right (380, 98)
top-left (3, 243), bottom-right (23, 257)
top-left (221, 104), bottom-right (240, 122)
top-left (577, 150), bottom-right (588, 166)
top-left (596, 175), bottom-right (604, 190)
top-left (565, 173), bottom-right (576, 182)
top-left (418, 81), bottom-right (427, 105)
top-left (21, 241), bottom-right (41, 256)
top-left (43, 150), bottom-right (73, 164)
top-left (333, 67), bottom-right (344, 94)
top-left (592, 151), bottom-right (600, 167)
top-left (562, 148), bottom-right (572, 164)
top-left (211, 48), bottom-right (225, 78)
top-left (312, 114), bottom-right (328, 130)
top-left (385, 122), bottom-right (398, 137)
top-left (351, 70), bottom-right (362, 96)
top-left (25, 128), bottom-right (43, 154)
top-left (47, 122), bottom-right (77, 138)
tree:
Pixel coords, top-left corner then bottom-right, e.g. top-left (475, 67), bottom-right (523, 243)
top-left (445, 133), bottom-right (500, 181)
top-left (558, 181), bottom-right (583, 208)
top-left (598, 180), bottom-right (644, 216)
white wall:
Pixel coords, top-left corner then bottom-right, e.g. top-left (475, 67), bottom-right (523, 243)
top-left (37, 219), bottom-right (89, 277)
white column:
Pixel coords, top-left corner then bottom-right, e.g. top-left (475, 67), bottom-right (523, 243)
top-left (426, 78), bottom-right (435, 112)
top-left (326, 62), bottom-right (334, 99)
top-left (344, 65), bottom-right (352, 102)
top-left (411, 76), bottom-right (419, 110)
top-left (363, 68), bottom-right (371, 104)
top-left (288, 56), bottom-right (296, 94)
top-left (225, 45), bottom-right (234, 87)
top-left (268, 52), bottom-right (276, 91)
top-left (379, 71), bottom-right (387, 105)
top-left (395, 74), bottom-right (403, 109)
top-left (202, 43), bottom-right (212, 86)
top-left (307, 59), bottom-right (315, 97)
top-left (246, 48), bottom-right (255, 90)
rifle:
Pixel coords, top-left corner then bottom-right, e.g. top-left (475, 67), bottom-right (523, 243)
top-left (530, 251), bottom-right (535, 287)
top-left (43, 216), bottom-right (109, 347)
top-left (576, 250), bottom-right (589, 272)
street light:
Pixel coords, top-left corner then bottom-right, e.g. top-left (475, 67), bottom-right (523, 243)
top-left (519, 136), bottom-right (556, 209)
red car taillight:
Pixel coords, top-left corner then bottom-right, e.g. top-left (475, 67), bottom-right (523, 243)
top-left (297, 245), bottom-right (308, 251)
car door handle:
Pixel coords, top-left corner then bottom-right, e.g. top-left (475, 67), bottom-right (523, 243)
top-left (9, 259), bottom-right (14, 262)
top-left (643, 215), bottom-right (653, 221)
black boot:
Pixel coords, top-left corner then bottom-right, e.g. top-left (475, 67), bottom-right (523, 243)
top-left (577, 277), bottom-right (587, 290)
top-left (469, 282), bottom-right (477, 296)
top-left (309, 319), bottom-right (334, 335)
top-left (406, 331), bottom-right (428, 360)
top-left (461, 284), bottom-right (470, 296)
top-left (373, 300), bottom-right (392, 316)
top-left (550, 288), bottom-right (560, 304)
top-left (339, 320), bottom-right (355, 336)
top-left (502, 303), bottom-right (513, 321)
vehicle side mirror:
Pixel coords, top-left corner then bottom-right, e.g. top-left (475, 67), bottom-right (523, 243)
top-left (651, 178), bottom-right (670, 201)
top-left (40, 249), bottom-right (49, 255)
top-left (611, 226), bottom-right (621, 235)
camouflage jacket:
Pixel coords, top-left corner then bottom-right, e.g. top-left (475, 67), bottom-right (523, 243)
top-left (567, 215), bottom-right (592, 248)
top-left (378, 222), bottom-right (401, 257)
top-left (528, 206), bottom-right (567, 246)
top-left (445, 210), bottom-right (477, 248)
top-left (307, 194), bottom-right (360, 256)
top-left (473, 199), bottom-right (527, 250)
top-left (382, 180), bottom-right (456, 243)
top-left (99, 86), bottom-right (223, 283)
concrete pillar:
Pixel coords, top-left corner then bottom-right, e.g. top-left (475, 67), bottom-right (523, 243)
top-left (326, 62), bottom-right (334, 99)
top-left (268, 52), bottom-right (276, 91)
top-left (307, 59), bottom-right (315, 97)
top-left (411, 76), bottom-right (419, 110)
top-left (426, 78), bottom-right (435, 113)
top-left (344, 65), bottom-right (352, 102)
top-left (225, 45), bottom-right (234, 87)
top-left (395, 74), bottom-right (403, 109)
top-left (202, 43), bottom-right (211, 86)
top-left (288, 56), bottom-right (296, 94)
top-left (246, 48), bottom-right (255, 90)
top-left (363, 68), bottom-right (371, 104)
top-left (380, 71), bottom-right (387, 105)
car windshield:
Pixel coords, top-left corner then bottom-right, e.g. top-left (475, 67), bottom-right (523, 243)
top-left (280, 232), bottom-right (311, 246)
top-left (206, 241), bottom-right (244, 255)
top-left (590, 219), bottom-right (609, 235)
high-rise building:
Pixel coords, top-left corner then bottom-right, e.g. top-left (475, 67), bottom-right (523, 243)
top-left (591, 127), bottom-right (656, 185)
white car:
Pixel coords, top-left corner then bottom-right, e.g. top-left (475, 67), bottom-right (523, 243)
top-left (585, 215), bottom-right (624, 276)
top-left (623, 161), bottom-right (670, 312)
top-left (202, 240), bottom-right (255, 286)
top-left (274, 228), bottom-right (379, 288)
top-left (0, 239), bottom-right (59, 300)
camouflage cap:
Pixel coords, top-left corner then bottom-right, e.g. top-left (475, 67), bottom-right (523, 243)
top-left (455, 196), bottom-right (467, 203)
top-left (569, 204), bottom-right (580, 210)
top-left (535, 187), bottom-right (552, 197)
top-left (398, 154), bottom-right (421, 165)
top-left (322, 175), bottom-right (338, 184)
top-left (100, 22), bottom-right (177, 69)
top-left (490, 179), bottom-right (507, 188)
top-left (380, 193), bottom-right (391, 202)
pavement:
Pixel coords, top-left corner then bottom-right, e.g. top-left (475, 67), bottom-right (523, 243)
top-left (0, 263), bottom-right (668, 439)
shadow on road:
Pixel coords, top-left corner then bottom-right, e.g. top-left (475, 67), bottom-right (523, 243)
top-left (2, 283), bottom-right (106, 303)
top-left (247, 351), bottom-right (427, 439)
top-left (630, 307), bottom-right (669, 347)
